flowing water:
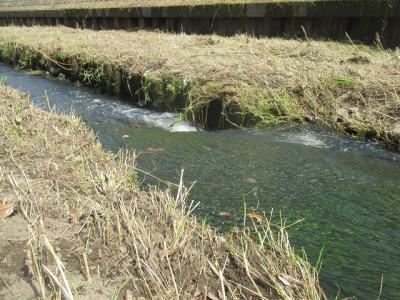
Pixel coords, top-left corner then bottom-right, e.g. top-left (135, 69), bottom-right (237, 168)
top-left (1, 63), bottom-right (400, 299)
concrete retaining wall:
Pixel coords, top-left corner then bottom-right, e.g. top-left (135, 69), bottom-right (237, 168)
top-left (0, 1), bottom-right (399, 47)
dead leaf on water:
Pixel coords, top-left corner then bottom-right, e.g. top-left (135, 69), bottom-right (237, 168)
top-left (0, 202), bottom-right (14, 219)
top-left (146, 147), bottom-right (164, 153)
top-left (218, 211), bottom-right (232, 217)
top-left (246, 211), bottom-right (265, 222)
top-left (244, 177), bottom-right (257, 184)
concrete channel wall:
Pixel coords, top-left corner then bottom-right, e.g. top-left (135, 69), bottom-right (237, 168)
top-left (0, 0), bottom-right (399, 47)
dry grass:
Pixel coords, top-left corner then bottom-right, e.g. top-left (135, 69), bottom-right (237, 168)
top-left (0, 84), bottom-right (326, 298)
top-left (0, 0), bottom-right (335, 11)
top-left (0, 25), bottom-right (398, 150)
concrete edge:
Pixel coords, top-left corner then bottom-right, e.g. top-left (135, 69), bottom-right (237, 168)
top-left (0, 1), bottom-right (399, 19)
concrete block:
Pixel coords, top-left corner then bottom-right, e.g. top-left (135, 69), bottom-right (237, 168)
top-left (126, 18), bottom-right (133, 30)
top-left (100, 17), bottom-right (109, 30)
top-left (283, 18), bottom-right (313, 38)
top-left (151, 17), bottom-right (160, 29)
top-left (142, 8), bottom-right (152, 18)
top-left (113, 17), bottom-right (120, 29)
top-left (182, 18), bottom-right (193, 33)
top-left (321, 18), bottom-right (348, 40)
top-left (174, 18), bottom-right (192, 33)
top-left (119, 17), bottom-right (132, 30)
top-left (389, 19), bottom-right (400, 48)
top-left (257, 18), bottom-right (282, 37)
top-left (333, 18), bottom-right (349, 40)
top-left (191, 18), bottom-right (211, 34)
top-left (165, 18), bottom-right (175, 32)
top-left (211, 18), bottom-right (233, 35)
top-left (81, 17), bottom-right (87, 29)
top-left (246, 4), bottom-right (266, 18)
top-left (138, 17), bottom-right (145, 29)
top-left (232, 18), bottom-right (246, 34)
top-left (92, 18), bottom-right (99, 30)
top-left (382, 18), bottom-right (400, 48)
top-left (348, 18), bottom-right (374, 43)
top-left (292, 4), bottom-right (308, 17)
top-left (244, 18), bottom-right (257, 36)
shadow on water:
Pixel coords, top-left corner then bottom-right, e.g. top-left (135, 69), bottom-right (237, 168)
top-left (1, 63), bottom-right (400, 299)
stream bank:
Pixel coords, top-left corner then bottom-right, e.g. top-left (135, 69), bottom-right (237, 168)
top-left (0, 26), bottom-right (399, 150)
top-left (0, 83), bottom-right (326, 299)
top-left (1, 62), bottom-right (400, 299)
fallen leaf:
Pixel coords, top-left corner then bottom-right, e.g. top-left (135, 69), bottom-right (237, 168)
top-left (125, 289), bottom-right (133, 300)
top-left (244, 177), bottom-right (257, 184)
top-left (146, 147), bottom-right (164, 153)
top-left (69, 207), bottom-right (78, 224)
top-left (218, 211), bottom-right (232, 217)
top-left (278, 275), bottom-right (292, 287)
top-left (24, 249), bottom-right (34, 277)
top-left (193, 289), bottom-right (202, 297)
top-left (246, 211), bottom-right (265, 222)
top-left (207, 292), bottom-right (219, 300)
top-left (14, 116), bottom-right (22, 125)
top-left (0, 203), bottom-right (14, 219)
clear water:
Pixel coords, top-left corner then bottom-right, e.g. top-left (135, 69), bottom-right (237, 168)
top-left (1, 64), bottom-right (400, 300)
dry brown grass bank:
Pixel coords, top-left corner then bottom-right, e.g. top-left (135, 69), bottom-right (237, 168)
top-left (0, 26), bottom-right (398, 150)
top-left (0, 0), bottom-right (329, 11)
top-left (0, 85), bottom-right (325, 299)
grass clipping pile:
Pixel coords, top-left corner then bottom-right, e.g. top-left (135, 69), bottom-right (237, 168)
top-left (0, 85), bottom-right (325, 299)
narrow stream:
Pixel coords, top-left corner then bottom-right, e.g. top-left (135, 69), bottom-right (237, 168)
top-left (1, 63), bottom-right (400, 299)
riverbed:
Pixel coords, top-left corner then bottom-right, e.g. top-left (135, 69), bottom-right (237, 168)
top-left (1, 63), bottom-right (399, 299)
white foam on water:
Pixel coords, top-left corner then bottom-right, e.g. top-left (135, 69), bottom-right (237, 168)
top-left (278, 132), bottom-right (328, 149)
top-left (169, 121), bottom-right (199, 132)
top-left (113, 104), bottom-right (199, 132)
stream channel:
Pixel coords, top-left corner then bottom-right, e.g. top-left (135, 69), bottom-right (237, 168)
top-left (1, 63), bottom-right (400, 299)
